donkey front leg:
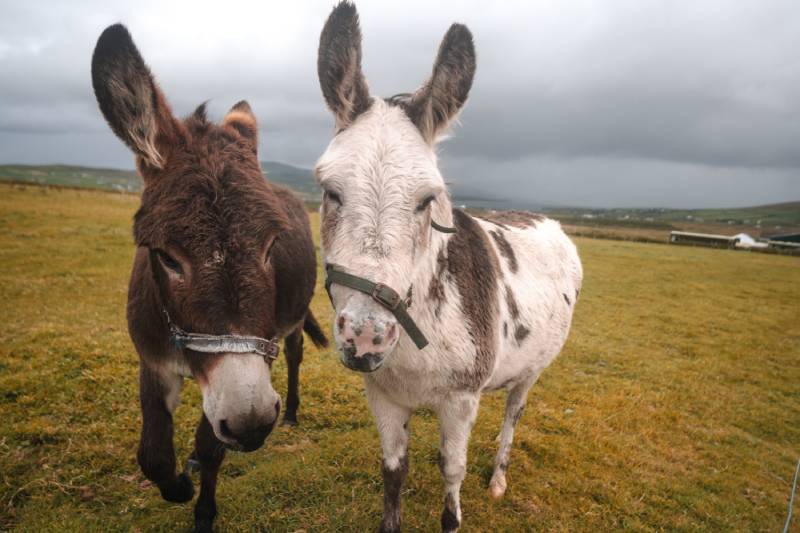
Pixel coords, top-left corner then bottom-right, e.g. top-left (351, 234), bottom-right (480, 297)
top-left (193, 414), bottom-right (226, 533)
top-left (366, 381), bottom-right (412, 533)
top-left (437, 394), bottom-right (480, 533)
top-left (137, 365), bottom-right (194, 503)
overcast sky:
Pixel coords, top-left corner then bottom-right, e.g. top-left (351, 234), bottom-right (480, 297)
top-left (1, 0), bottom-right (799, 208)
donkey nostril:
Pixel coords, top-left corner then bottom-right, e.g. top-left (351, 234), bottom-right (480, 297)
top-left (337, 315), bottom-right (346, 332)
top-left (219, 419), bottom-right (235, 440)
top-left (343, 343), bottom-right (357, 358)
top-left (372, 335), bottom-right (383, 346)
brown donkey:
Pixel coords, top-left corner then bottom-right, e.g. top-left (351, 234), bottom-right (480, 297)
top-left (91, 24), bottom-right (327, 532)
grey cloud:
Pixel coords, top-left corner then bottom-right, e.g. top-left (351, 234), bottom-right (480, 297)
top-left (0, 0), bottom-right (798, 207)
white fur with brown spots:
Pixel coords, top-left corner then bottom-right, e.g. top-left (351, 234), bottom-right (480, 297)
top-left (316, 3), bottom-right (582, 532)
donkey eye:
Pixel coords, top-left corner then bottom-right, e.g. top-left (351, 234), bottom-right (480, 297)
top-left (416, 195), bottom-right (435, 213)
top-left (157, 250), bottom-right (183, 276)
top-left (324, 189), bottom-right (342, 206)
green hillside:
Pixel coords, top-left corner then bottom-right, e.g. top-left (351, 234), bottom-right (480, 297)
top-left (0, 164), bottom-right (140, 192)
top-left (0, 162), bottom-right (319, 199)
top-left (1, 164), bottom-right (796, 230)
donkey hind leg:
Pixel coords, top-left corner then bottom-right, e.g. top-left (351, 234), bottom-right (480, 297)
top-left (438, 394), bottom-right (480, 533)
top-left (366, 382), bottom-right (412, 533)
top-left (282, 326), bottom-right (304, 426)
top-left (192, 414), bottom-right (226, 533)
top-left (137, 365), bottom-right (194, 503)
top-left (489, 377), bottom-right (536, 499)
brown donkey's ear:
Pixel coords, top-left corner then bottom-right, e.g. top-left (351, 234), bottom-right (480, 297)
top-left (91, 24), bottom-right (180, 171)
top-left (223, 100), bottom-right (258, 152)
top-left (318, 1), bottom-right (371, 130)
top-left (405, 24), bottom-right (476, 144)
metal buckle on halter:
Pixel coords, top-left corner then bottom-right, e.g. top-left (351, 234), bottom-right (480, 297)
top-left (256, 339), bottom-right (280, 363)
top-left (371, 282), bottom-right (401, 310)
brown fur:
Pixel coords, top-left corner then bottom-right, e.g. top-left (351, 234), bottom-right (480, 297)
top-left (427, 245), bottom-right (448, 318)
top-left (505, 284), bottom-right (520, 320)
top-left (441, 492), bottom-right (460, 531)
top-left (479, 210), bottom-right (545, 229)
top-left (222, 100), bottom-right (258, 151)
top-left (491, 230), bottom-right (518, 273)
top-left (514, 324), bottom-right (530, 344)
top-left (380, 454), bottom-right (408, 533)
top-left (127, 109), bottom-right (317, 381)
top-left (92, 23), bottom-right (325, 532)
top-left (446, 210), bottom-right (499, 391)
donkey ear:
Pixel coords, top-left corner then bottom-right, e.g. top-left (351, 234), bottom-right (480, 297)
top-left (317, 1), bottom-right (371, 130)
top-left (223, 100), bottom-right (258, 152)
top-left (405, 24), bottom-right (476, 143)
top-left (91, 24), bottom-right (179, 170)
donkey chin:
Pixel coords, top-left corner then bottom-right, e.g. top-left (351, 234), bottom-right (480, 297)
top-left (199, 353), bottom-right (281, 452)
top-left (334, 293), bottom-right (401, 373)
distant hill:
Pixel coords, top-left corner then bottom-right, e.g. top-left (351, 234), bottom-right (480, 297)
top-left (0, 164), bottom-right (141, 192)
top-left (261, 161), bottom-right (319, 201)
top-left (545, 202), bottom-right (800, 230)
top-left (0, 162), bottom-right (320, 199)
top-left (1, 163), bottom-right (797, 229)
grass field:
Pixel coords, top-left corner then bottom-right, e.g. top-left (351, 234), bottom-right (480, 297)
top-left (1, 183), bottom-right (799, 532)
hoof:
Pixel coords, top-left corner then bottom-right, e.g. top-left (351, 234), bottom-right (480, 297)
top-left (194, 502), bottom-right (216, 533)
top-left (281, 416), bottom-right (298, 427)
top-left (489, 472), bottom-right (507, 499)
top-left (159, 473), bottom-right (194, 503)
top-left (193, 518), bottom-right (213, 533)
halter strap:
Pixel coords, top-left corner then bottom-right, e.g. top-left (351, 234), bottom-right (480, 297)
top-left (325, 265), bottom-right (429, 350)
top-left (431, 219), bottom-right (457, 234)
top-left (322, 217), bottom-right (456, 351)
top-left (164, 310), bottom-right (281, 363)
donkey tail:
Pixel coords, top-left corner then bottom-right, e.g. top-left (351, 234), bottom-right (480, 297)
top-left (303, 310), bottom-right (329, 348)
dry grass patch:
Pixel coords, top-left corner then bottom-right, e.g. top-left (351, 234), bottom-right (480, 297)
top-left (1, 184), bottom-right (798, 532)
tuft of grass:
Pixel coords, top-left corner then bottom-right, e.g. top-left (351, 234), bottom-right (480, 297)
top-left (1, 183), bottom-right (798, 532)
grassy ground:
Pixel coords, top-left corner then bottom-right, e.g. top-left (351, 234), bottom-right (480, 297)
top-left (1, 183), bottom-right (798, 532)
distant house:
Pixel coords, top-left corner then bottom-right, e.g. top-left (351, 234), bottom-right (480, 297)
top-left (669, 231), bottom-right (739, 248)
top-left (733, 233), bottom-right (768, 250)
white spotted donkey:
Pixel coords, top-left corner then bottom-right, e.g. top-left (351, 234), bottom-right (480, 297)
top-left (315, 3), bottom-right (583, 531)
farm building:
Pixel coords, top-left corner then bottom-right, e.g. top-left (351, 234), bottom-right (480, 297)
top-left (669, 231), bottom-right (739, 248)
top-left (768, 239), bottom-right (800, 251)
top-left (767, 232), bottom-right (800, 244)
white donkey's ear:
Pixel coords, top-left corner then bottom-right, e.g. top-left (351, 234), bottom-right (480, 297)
top-left (406, 24), bottom-right (476, 144)
top-left (317, 1), bottom-right (372, 130)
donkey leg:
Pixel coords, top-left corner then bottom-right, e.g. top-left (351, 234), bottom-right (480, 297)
top-left (437, 394), bottom-right (480, 533)
top-left (489, 378), bottom-right (535, 499)
top-left (137, 365), bottom-right (194, 503)
top-left (282, 326), bottom-right (304, 426)
top-left (193, 414), bottom-right (226, 533)
top-left (366, 381), bottom-right (412, 533)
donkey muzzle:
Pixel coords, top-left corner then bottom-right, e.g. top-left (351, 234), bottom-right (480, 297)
top-left (335, 304), bottom-right (399, 372)
top-left (200, 352), bottom-right (281, 451)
